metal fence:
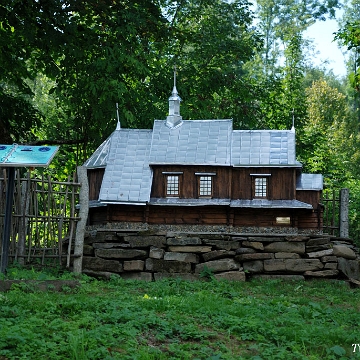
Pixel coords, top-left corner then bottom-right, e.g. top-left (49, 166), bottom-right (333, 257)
top-left (0, 169), bottom-right (81, 268)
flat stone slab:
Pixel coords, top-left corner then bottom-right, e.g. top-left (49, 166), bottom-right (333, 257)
top-left (235, 247), bottom-right (256, 254)
top-left (285, 236), bottom-right (310, 242)
top-left (145, 258), bottom-right (192, 273)
top-left (123, 260), bottom-right (145, 271)
top-left (83, 256), bottom-right (123, 272)
top-left (214, 271), bottom-right (246, 281)
top-left (248, 236), bottom-right (283, 243)
top-left (243, 260), bottom-right (264, 273)
top-left (0, 280), bottom-right (81, 292)
top-left (306, 237), bottom-right (331, 246)
top-left (167, 236), bottom-right (202, 246)
top-left (324, 262), bottom-right (338, 270)
top-left (95, 248), bottom-right (148, 259)
top-left (168, 246), bottom-right (212, 253)
top-left (235, 253), bottom-right (273, 262)
top-left (304, 270), bottom-right (339, 277)
top-left (321, 255), bottom-right (338, 262)
top-left (242, 241), bottom-right (264, 251)
top-left (264, 242), bottom-right (305, 254)
top-left (307, 249), bottom-right (334, 258)
top-left (264, 259), bottom-right (323, 272)
top-left (125, 235), bottom-right (166, 248)
top-left (274, 252), bottom-right (300, 259)
top-left (93, 242), bottom-right (131, 249)
top-left (149, 246), bottom-right (165, 259)
top-left (164, 252), bottom-right (199, 263)
top-left (195, 258), bottom-right (240, 274)
top-left (202, 250), bottom-right (236, 262)
top-left (201, 240), bottom-right (240, 250)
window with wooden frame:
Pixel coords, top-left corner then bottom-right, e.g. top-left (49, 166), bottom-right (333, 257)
top-left (251, 174), bottom-right (271, 199)
top-left (195, 172), bottom-right (216, 198)
top-left (163, 172), bottom-right (183, 197)
top-left (166, 175), bottom-right (179, 197)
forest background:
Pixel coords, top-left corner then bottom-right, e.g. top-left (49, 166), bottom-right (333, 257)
top-left (0, 0), bottom-right (360, 239)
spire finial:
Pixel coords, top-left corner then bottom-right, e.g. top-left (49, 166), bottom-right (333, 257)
top-left (116, 103), bottom-right (121, 130)
top-left (174, 64), bottom-right (177, 88)
top-left (166, 64), bottom-right (183, 128)
top-left (291, 108), bottom-right (295, 131)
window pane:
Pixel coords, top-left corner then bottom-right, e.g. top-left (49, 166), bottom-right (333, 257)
top-left (254, 177), bottom-right (267, 197)
top-left (199, 176), bottom-right (212, 196)
top-left (167, 175), bottom-right (179, 196)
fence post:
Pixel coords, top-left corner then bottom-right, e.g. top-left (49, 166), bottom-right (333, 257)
top-left (73, 166), bottom-right (89, 274)
top-left (339, 188), bottom-right (349, 238)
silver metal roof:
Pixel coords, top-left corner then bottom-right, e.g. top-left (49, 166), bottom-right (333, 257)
top-left (98, 129), bottom-right (152, 204)
top-left (296, 173), bottom-right (323, 190)
top-left (83, 136), bottom-right (111, 169)
top-left (85, 118), bottom-right (321, 205)
top-left (230, 199), bottom-right (313, 209)
top-left (231, 129), bottom-right (300, 167)
top-left (149, 120), bottom-right (232, 165)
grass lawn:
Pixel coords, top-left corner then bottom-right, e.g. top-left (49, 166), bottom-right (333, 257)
top-left (0, 267), bottom-right (359, 359)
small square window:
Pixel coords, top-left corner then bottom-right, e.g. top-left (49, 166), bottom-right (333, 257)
top-left (199, 176), bottom-right (212, 197)
top-left (166, 175), bottom-right (179, 197)
top-left (254, 177), bottom-right (267, 198)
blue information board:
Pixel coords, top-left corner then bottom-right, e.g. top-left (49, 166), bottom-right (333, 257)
top-left (0, 144), bottom-right (59, 167)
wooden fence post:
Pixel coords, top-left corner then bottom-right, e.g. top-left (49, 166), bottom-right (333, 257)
top-left (339, 188), bottom-right (349, 238)
top-left (73, 166), bottom-right (89, 274)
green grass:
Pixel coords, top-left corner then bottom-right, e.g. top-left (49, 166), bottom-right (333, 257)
top-left (0, 267), bottom-right (359, 359)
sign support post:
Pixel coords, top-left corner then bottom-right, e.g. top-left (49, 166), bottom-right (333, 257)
top-left (0, 167), bottom-right (15, 273)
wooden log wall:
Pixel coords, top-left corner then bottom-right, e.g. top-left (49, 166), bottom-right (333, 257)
top-left (91, 203), bottom-right (321, 231)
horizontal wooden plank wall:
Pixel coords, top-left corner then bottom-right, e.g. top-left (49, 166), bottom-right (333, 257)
top-left (231, 167), bottom-right (296, 200)
top-left (87, 168), bottom-right (105, 201)
top-left (147, 206), bottom-right (229, 225)
top-left (296, 190), bottom-right (321, 209)
top-left (92, 204), bottom-right (321, 230)
top-left (150, 165), bottom-right (297, 200)
top-left (151, 165), bottom-right (230, 199)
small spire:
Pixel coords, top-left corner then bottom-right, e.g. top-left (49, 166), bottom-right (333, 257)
top-left (116, 103), bottom-right (121, 130)
top-left (291, 108), bottom-right (295, 131)
top-left (166, 65), bottom-right (183, 128)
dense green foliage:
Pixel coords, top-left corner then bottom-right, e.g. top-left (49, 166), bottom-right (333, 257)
top-left (1, 0), bottom-right (360, 237)
top-left (0, 268), bottom-right (359, 359)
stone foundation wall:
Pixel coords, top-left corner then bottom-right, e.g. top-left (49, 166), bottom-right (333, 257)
top-left (81, 227), bottom-right (360, 282)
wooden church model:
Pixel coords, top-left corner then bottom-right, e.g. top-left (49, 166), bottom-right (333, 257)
top-left (84, 74), bottom-right (323, 232)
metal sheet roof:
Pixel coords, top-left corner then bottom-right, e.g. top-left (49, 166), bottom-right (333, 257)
top-left (149, 120), bottom-right (232, 165)
top-left (83, 136), bottom-right (111, 168)
top-left (85, 118), bottom-right (319, 205)
top-left (230, 199), bottom-right (313, 209)
top-left (98, 129), bottom-right (153, 204)
top-left (296, 173), bottom-right (323, 190)
top-left (231, 130), bottom-right (299, 167)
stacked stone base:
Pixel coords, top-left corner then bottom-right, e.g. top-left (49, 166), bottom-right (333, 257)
top-left (79, 228), bottom-right (360, 282)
